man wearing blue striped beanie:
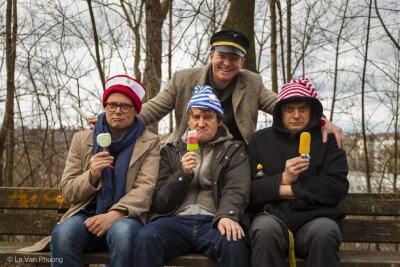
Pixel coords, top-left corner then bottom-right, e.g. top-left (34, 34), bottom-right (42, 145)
top-left (134, 85), bottom-right (251, 267)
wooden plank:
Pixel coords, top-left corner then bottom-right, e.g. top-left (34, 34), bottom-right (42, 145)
top-left (341, 219), bottom-right (400, 243)
top-left (339, 194), bottom-right (400, 216)
top-left (0, 187), bottom-right (68, 210)
top-left (1, 248), bottom-right (399, 267)
top-left (0, 213), bottom-right (60, 235)
top-left (165, 254), bottom-right (217, 267)
top-left (340, 250), bottom-right (400, 267)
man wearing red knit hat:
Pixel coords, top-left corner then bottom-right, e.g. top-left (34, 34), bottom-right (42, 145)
top-left (247, 78), bottom-right (349, 267)
top-left (88, 29), bottom-right (345, 149)
top-left (20, 75), bottom-right (160, 267)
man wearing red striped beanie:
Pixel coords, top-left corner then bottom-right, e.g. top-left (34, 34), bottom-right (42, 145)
top-left (23, 74), bottom-right (161, 267)
top-left (88, 30), bottom-right (345, 150)
top-left (247, 78), bottom-right (349, 267)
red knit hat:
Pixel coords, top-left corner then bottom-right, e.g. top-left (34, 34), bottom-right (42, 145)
top-left (102, 75), bottom-right (146, 113)
top-left (278, 78), bottom-right (318, 101)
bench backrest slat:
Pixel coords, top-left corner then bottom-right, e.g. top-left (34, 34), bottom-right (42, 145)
top-left (339, 193), bottom-right (400, 216)
top-left (341, 219), bottom-right (400, 243)
top-left (0, 187), bottom-right (68, 210)
top-left (0, 213), bottom-right (61, 235)
top-left (0, 188), bottom-right (399, 244)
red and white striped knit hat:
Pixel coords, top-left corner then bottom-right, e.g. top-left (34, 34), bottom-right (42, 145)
top-left (278, 78), bottom-right (318, 102)
top-left (273, 77), bottom-right (323, 127)
top-left (102, 75), bottom-right (146, 113)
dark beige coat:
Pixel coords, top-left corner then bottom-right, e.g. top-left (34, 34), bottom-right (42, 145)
top-left (138, 64), bottom-right (277, 144)
top-left (19, 129), bottom-right (160, 252)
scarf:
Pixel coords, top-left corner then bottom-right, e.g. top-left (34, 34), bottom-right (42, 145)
top-left (92, 112), bottom-right (145, 214)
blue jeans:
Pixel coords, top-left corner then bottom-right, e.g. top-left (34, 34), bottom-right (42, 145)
top-left (133, 215), bottom-right (250, 267)
top-left (50, 213), bottom-right (143, 267)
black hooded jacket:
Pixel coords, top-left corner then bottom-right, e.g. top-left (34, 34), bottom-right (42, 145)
top-left (247, 96), bottom-right (349, 233)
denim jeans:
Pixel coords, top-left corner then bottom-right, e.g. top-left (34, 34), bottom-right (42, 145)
top-left (50, 213), bottom-right (142, 267)
top-left (133, 215), bottom-right (250, 267)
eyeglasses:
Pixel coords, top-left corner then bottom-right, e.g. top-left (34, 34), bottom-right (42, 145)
top-left (105, 102), bottom-right (135, 114)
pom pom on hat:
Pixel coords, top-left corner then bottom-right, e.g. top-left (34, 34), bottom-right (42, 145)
top-left (278, 78), bottom-right (318, 102)
top-left (102, 74), bottom-right (146, 113)
top-left (186, 86), bottom-right (224, 115)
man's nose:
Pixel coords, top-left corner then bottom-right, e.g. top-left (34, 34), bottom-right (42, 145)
top-left (293, 109), bottom-right (301, 118)
top-left (198, 117), bottom-right (206, 126)
top-left (114, 106), bottom-right (123, 114)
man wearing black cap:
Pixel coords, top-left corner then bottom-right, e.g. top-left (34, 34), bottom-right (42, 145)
top-left (139, 29), bottom-right (344, 147)
top-left (88, 29), bottom-right (344, 147)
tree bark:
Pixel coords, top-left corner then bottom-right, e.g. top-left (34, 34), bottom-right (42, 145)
top-left (222, 0), bottom-right (256, 72)
top-left (269, 0), bottom-right (278, 93)
top-left (87, 0), bottom-right (105, 89)
top-left (143, 0), bottom-right (173, 134)
top-left (361, 0), bottom-right (373, 193)
top-left (330, 0), bottom-right (349, 121)
top-left (120, 0), bottom-right (144, 81)
top-left (393, 48), bottom-right (399, 193)
top-left (276, 0), bottom-right (286, 83)
top-left (374, 0), bottom-right (400, 51)
top-left (168, 2), bottom-right (174, 134)
top-left (0, 0), bottom-right (17, 186)
top-left (286, 0), bottom-right (292, 81)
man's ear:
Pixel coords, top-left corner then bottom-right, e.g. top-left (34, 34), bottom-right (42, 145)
top-left (240, 57), bottom-right (245, 68)
top-left (209, 50), bottom-right (214, 60)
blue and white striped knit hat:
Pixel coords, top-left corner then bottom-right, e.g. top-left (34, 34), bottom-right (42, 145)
top-left (186, 86), bottom-right (224, 115)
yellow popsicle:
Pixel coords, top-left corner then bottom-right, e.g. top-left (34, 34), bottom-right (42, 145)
top-left (299, 132), bottom-right (311, 155)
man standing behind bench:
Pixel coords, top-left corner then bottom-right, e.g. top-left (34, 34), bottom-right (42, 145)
top-left (133, 86), bottom-right (251, 267)
top-left (247, 78), bottom-right (349, 267)
top-left (21, 75), bottom-right (160, 267)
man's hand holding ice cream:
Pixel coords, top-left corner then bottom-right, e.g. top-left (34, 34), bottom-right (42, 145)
top-left (89, 133), bottom-right (113, 186)
top-left (181, 130), bottom-right (199, 175)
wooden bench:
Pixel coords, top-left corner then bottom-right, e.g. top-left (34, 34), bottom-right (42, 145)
top-left (0, 187), bottom-right (399, 266)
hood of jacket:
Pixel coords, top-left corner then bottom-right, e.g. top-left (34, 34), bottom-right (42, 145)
top-left (272, 95), bottom-right (323, 137)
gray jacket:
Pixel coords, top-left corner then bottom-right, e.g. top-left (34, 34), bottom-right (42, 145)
top-left (138, 65), bottom-right (277, 144)
top-left (148, 126), bottom-right (251, 229)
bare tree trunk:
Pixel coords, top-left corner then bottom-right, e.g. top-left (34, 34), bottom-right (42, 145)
top-left (394, 47), bottom-right (400, 192)
top-left (286, 0), bottom-right (292, 81)
top-left (143, 0), bottom-right (173, 134)
top-left (27, 58), bottom-right (49, 185)
top-left (15, 93), bottom-right (35, 186)
top-left (222, 0), bottom-right (256, 72)
top-left (270, 0), bottom-right (278, 93)
top-left (0, 0), bottom-right (17, 187)
top-left (330, 0), bottom-right (349, 121)
top-left (211, 0), bottom-right (216, 33)
top-left (375, 0), bottom-right (399, 192)
top-left (374, 0), bottom-right (400, 51)
top-left (276, 0), bottom-right (286, 84)
top-left (168, 2), bottom-right (174, 134)
top-left (361, 0), bottom-right (373, 193)
top-left (329, 0), bottom-right (349, 121)
top-left (87, 0), bottom-right (105, 89)
top-left (120, 0), bottom-right (144, 81)
top-left (6, 115), bottom-right (14, 186)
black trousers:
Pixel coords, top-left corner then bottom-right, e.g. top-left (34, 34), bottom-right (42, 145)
top-left (250, 214), bottom-right (342, 267)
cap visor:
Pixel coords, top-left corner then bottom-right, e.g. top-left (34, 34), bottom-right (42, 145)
top-left (214, 46), bottom-right (245, 57)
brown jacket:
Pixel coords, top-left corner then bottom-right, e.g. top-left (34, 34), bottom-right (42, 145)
top-left (19, 129), bottom-right (160, 252)
top-left (138, 64), bottom-right (277, 144)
